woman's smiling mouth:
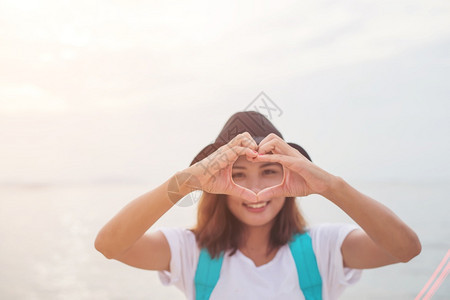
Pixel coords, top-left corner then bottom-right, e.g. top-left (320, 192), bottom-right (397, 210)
top-left (243, 201), bottom-right (271, 212)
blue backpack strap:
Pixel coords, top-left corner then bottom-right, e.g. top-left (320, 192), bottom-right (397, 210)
top-left (194, 232), bottom-right (322, 299)
top-left (289, 231), bottom-right (323, 300)
top-left (194, 248), bottom-right (224, 300)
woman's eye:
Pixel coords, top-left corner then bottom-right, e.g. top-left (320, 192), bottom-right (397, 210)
top-left (232, 173), bottom-right (243, 178)
top-left (263, 169), bottom-right (277, 175)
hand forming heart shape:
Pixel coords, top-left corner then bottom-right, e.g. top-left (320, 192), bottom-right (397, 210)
top-left (230, 154), bottom-right (285, 196)
top-left (229, 133), bottom-right (333, 201)
top-left (184, 132), bottom-right (333, 203)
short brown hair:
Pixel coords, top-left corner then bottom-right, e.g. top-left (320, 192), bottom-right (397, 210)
top-left (190, 192), bottom-right (307, 259)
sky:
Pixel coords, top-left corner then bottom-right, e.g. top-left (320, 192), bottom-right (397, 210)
top-left (1, 0), bottom-right (450, 185)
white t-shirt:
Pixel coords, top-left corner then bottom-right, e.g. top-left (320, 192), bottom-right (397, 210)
top-left (157, 223), bottom-right (363, 300)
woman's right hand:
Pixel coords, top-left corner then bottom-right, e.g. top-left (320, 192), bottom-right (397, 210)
top-left (183, 132), bottom-right (259, 202)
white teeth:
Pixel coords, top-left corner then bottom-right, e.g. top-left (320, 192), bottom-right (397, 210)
top-left (246, 202), bottom-right (268, 209)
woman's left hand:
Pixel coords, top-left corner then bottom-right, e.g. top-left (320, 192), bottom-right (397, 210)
top-left (252, 133), bottom-right (337, 201)
top-left (255, 134), bottom-right (422, 268)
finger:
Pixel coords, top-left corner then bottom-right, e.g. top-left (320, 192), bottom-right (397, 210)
top-left (256, 133), bottom-right (280, 149)
top-left (222, 142), bottom-right (256, 159)
top-left (221, 146), bottom-right (262, 175)
top-left (258, 138), bottom-right (296, 156)
top-left (230, 132), bottom-right (258, 150)
top-left (257, 140), bottom-right (281, 155)
top-left (253, 153), bottom-right (305, 174)
top-left (229, 145), bottom-right (259, 161)
top-left (252, 152), bottom-right (291, 165)
top-left (257, 185), bottom-right (285, 201)
top-left (240, 132), bottom-right (258, 149)
top-left (234, 147), bottom-right (259, 162)
top-left (231, 185), bottom-right (258, 202)
top-left (205, 145), bottom-right (251, 174)
top-left (246, 151), bottom-right (258, 161)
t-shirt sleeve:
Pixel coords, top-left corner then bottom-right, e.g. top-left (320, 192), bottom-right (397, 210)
top-left (309, 223), bottom-right (363, 299)
top-left (156, 227), bottom-right (199, 298)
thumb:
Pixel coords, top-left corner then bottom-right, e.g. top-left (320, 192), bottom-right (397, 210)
top-left (257, 185), bottom-right (284, 202)
top-left (231, 185), bottom-right (258, 202)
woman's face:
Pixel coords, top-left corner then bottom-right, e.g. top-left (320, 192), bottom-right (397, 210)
top-left (226, 155), bottom-right (286, 228)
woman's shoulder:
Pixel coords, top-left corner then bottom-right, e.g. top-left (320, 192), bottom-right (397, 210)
top-left (158, 226), bottom-right (195, 236)
top-left (306, 222), bottom-right (360, 236)
top-left (157, 227), bottom-right (198, 250)
top-left (305, 222), bottom-right (361, 254)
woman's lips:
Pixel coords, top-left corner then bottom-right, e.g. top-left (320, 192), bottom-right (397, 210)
top-left (243, 201), bottom-right (270, 212)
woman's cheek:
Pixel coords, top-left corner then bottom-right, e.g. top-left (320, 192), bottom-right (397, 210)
top-left (225, 197), bottom-right (241, 213)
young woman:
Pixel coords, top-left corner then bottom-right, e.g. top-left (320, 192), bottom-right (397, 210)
top-left (95, 111), bottom-right (421, 299)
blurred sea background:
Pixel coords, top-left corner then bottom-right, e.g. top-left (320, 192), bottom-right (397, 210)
top-left (1, 1), bottom-right (449, 299)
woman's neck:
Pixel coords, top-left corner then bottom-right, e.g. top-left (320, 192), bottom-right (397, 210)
top-left (245, 226), bottom-right (268, 247)
top-left (239, 223), bottom-right (280, 267)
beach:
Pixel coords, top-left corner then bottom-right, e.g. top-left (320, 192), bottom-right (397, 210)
top-left (0, 180), bottom-right (448, 299)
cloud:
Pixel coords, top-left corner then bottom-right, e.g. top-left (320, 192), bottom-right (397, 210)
top-left (1, 1), bottom-right (450, 114)
top-left (0, 84), bottom-right (69, 113)
top-left (0, 1), bottom-right (449, 183)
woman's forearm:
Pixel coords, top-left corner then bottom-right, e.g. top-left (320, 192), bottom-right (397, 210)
top-left (321, 176), bottom-right (421, 262)
top-left (94, 171), bottom-right (191, 259)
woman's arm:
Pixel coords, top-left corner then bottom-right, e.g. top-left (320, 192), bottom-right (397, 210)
top-left (94, 172), bottom-right (191, 271)
top-left (321, 176), bottom-right (422, 269)
top-left (94, 132), bottom-right (259, 271)
top-left (253, 133), bottom-right (422, 269)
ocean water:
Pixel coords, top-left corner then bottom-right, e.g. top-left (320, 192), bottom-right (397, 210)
top-left (0, 180), bottom-right (448, 299)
